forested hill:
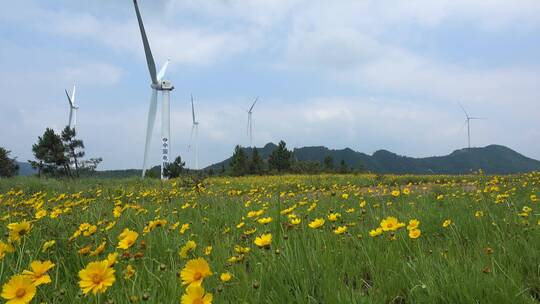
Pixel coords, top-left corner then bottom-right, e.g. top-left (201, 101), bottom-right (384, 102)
top-left (205, 143), bottom-right (540, 174)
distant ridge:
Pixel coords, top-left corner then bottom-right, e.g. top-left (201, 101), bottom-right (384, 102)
top-left (17, 162), bottom-right (37, 176)
top-left (205, 143), bottom-right (540, 174)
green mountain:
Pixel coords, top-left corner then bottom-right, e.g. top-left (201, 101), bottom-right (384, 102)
top-left (205, 144), bottom-right (540, 174)
top-left (17, 162), bottom-right (37, 176)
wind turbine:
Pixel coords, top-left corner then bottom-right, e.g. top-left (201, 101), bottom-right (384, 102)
top-left (64, 85), bottom-right (78, 129)
top-left (133, 0), bottom-right (174, 179)
top-left (246, 97), bottom-right (258, 147)
top-left (188, 94), bottom-right (199, 170)
top-left (459, 103), bottom-right (483, 150)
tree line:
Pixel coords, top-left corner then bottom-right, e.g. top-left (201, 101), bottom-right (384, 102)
top-left (224, 140), bottom-right (364, 176)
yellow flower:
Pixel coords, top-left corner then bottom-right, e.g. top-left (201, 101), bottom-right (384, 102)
top-left (408, 229), bottom-right (421, 239)
top-left (181, 285), bottom-right (213, 304)
top-left (78, 260), bottom-right (116, 295)
top-left (227, 255), bottom-right (244, 263)
top-left (113, 206), bottom-right (123, 218)
top-left (308, 218), bottom-right (325, 229)
top-left (403, 188), bottom-right (411, 195)
top-left (290, 218), bottom-right (301, 225)
top-left (1, 275), bottom-right (36, 304)
top-left (333, 226), bottom-right (347, 235)
top-left (407, 219), bottom-right (420, 231)
top-left (531, 194), bottom-right (538, 202)
top-left (391, 190), bottom-right (400, 197)
top-left (220, 272), bottom-right (232, 282)
top-left (106, 253), bottom-right (118, 267)
top-left (341, 193), bottom-right (349, 199)
top-left (180, 223), bottom-right (190, 234)
top-left (369, 227), bottom-right (383, 237)
top-left (257, 217), bottom-right (273, 224)
top-left (436, 194), bottom-right (444, 200)
top-left (143, 219), bottom-right (167, 235)
top-left (442, 219), bottom-right (452, 228)
top-left (22, 260), bottom-right (55, 286)
top-left (475, 211), bottom-right (484, 218)
top-left (124, 265), bottom-right (136, 280)
top-left (35, 209), bottom-right (47, 219)
top-left (180, 240), bottom-right (197, 259)
top-left (180, 258), bottom-right (212, 287)
top-left (41, 240), bottom-right (56, 253)
top-left (82, 225), bottom-right (97, 237)
top-left (204, 246), bottom-right (213, 256)
top-left (117, 228), bottom-right (138, 250)
top-left (244, 228), bottom-right (257, 235)
top-left (90, 241), bottom-right (107, 256)
top-left (78, 245), bottom-right (92, 255)
top-left (254, 233), bottom-right (272, 248)
top-left (380, 216), bottom-right (402, 232)
top-left (0, 241), bottom-right (15, 259)
top-left (7, 221), bottom-right (32, 243)
top-left (234, 245), bottom-right (250, 254)
top-left (327, 213), bottom-right (341, 222)
top-left (359, 200), bottom-right (367, 208)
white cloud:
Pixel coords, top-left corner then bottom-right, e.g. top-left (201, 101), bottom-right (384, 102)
top-left (61, 63), bottom-right (123, 86)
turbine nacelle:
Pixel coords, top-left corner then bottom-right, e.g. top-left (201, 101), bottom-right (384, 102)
top-left (151, 80), bottom-right (174, 91)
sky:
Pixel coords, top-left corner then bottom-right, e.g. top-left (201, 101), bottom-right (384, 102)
top-left (1, 0), bottom-right (539, 170)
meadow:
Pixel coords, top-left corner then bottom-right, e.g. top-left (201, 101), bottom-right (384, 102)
top-left (0, 172), bottom-right (539, 303)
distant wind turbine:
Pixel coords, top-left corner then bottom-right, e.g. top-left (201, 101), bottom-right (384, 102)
top-left (246, 97), bottom-right (258, 147)
top-left (64, 85), bottom-right (78, 129)
top-left (459, 103), bottom-right (484, 150)
top-left (133, 0), bottom-right (175, 179)
top-left (188, 94), bottom-right (199, 170)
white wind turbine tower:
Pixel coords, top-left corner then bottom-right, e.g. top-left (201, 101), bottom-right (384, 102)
top-left (64, 85), bottom-right (78, 129)
top-left (459, 102), bottom-right (484, 150)
top-left (246, 97), bottom-right (258, 147)
top-left (188, 94), bottom-right (199, 170)
top-left (133, 0), bottom-right (174, 179)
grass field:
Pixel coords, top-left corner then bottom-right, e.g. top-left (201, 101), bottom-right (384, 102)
top-left (0, 173), bottom-right (539, 303)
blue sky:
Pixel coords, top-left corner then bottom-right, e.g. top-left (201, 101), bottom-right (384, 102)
top-left (1, 0), bottom-right (539, 170)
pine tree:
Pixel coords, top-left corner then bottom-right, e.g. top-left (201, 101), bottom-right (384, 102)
top-left (338, 159), bottom-right (349, 174)
top-left (230, 145), bottom-right (248, 176)
top-left (30, 128), bottom-right (69, 177)
top-left (323, 155), bottom-right (334, 172)
top-left (0, 147), bottom-right (19, 177)
top-left (61, 126), bottom-right (85, 177)
top-left (249, 147), bottom-right (264, 175)
top-left (268, 140), bottom-right (292, 172)
top-left (164, 156), bottom-right (186, 178)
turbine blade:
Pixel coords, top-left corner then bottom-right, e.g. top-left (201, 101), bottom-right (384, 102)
top-left (68, 108), bottom-right (73, 128)
top-left (157, 59), bottom-right (169, 81)
top-left (458, 119), bottom-right (467, 133)
top-left (142, 89), bottom-right (158, 177)
top-left (71, 84), bottom-right (76, 104)
top-left (249, 96), bottom-right (258, 112)
top-left (188, 124), bottom-right (195, 150)
top-left (191, 94), bottom-right (196, 123)
top-left (133, 0), bottom-right (158, 85)
top-left (65, 89), bottom-right (73, 106)
top-left (469, 117), bottom-right (485, 120)
top-left (458, 102), bottom-right (469, 118)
